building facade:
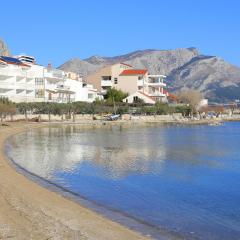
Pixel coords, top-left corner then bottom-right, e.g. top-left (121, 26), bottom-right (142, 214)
top-left (85, 63), bottom-right (167, 104)
top-left (0, 56), bottom-right (100, 103)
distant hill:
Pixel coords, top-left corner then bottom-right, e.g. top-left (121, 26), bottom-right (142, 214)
top-left (59, 48), bottom-right (240, 102)
top-left (0, 38), bottom-right (10, 56)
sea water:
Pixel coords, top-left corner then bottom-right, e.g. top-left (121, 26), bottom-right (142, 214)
top-left (6, 122), bottom-right (240, 239)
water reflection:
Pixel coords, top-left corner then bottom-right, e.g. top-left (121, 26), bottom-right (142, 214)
top-left (7, 125), bottom-right (235, 181)
top-left (7, 126), bottom-right (168, 179)
top-left (6, 123), bottom-right (240, 240)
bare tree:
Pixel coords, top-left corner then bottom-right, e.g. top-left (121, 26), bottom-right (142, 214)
top-left (177, 90), bottom-right (203, 116)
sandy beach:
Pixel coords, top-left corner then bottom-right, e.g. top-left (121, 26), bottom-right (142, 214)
top-left (0, 122), bottom-right (150, 240)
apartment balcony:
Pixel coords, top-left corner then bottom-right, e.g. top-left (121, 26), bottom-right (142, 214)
top-left (137, 79), bottom-right (144, 86)
top-left (101, 80), bottom-right (112, 87)
top-left (146, 81), bottom-right (166, 87)
top-left (100, 89), bottom-right (107, 95)
top-left (0, 95), bottom-right (38, 103)
top-left (146, 75), bottom-right (166, 87)
top-left (48, 97), bottom-right (75, 103)
top-left (0, 89), bottom-right (14, 95)
top-left (148, 90), bottom-right (166, 97)
top-left (56, 84), bottom-right (70, 91)
top-left (46, 85), bottom-right (72, 94)
top-left (26, 71), bottom-right (39, 78)
top-left (0, 81), bottom-right (35, 91)
top-left (44, 69), bottom-right (65, 81)
top-left (0, 67), bottom-right (27, 78)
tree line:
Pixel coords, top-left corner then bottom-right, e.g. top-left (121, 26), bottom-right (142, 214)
top-left (0, 89), bottom-right (225, 122)
top-left (0, 98), bottom-right (191, 122)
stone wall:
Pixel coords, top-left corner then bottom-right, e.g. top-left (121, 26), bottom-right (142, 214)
top-left (122, 113), bottom-right (183, 121)
top-left (2, 113), bottom-right (240, 123)
top-left (3, 114), bottom-right (94, 122)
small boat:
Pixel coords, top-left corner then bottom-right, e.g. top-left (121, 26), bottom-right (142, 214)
top-left (105, 97), bottom-right (120, 121)
top-left (105, 114), bottom-right (120, 121)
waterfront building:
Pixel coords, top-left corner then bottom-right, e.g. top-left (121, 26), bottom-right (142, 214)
top-left (0, 56), bottom-right (100, 103)
top-left (85, 62), bottom-right (167, 104)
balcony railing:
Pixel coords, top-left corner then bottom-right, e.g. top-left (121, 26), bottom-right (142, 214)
top-left (44, 69), bottom-right (65, 80)
top-left (0, 68), bottom-right (27, 78)
top-left (48, 97), bottom-right (75, 103)
top-left (101, 80), bottom-right (112, 87)
top-left (147, 75), bottom-right (166, 86)
top-left (56, 85), bottom-right (70, 90)
top-left (146, 80), bottom-right (166, 86)
top-left (148, 91), bottom-right (166, 97)
top-left (137, 80), bottom-right (144, 86)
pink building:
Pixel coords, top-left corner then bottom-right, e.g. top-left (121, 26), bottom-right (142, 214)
top-left (85, 63), bottom-right (167, 104)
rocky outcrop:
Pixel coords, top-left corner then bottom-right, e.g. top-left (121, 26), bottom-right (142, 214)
top-left (0, 38), bottom-right (10, 56)
top-left (167, 56), bottom-right (240, 102)
top-left (59, 58), bottom-right (103, 77)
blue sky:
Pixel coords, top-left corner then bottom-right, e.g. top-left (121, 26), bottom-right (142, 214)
top-left (1, 0), bottom-right (240, 67)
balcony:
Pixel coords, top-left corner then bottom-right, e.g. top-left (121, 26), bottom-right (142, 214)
top-left (137, 79), bottom-right (144, 86)
top-left (56, 84), bottom-right (70, 91)
top-left (0, 68), bottom-right (27, 78)
top-left (146, 75), bottom-right (166, 87)
top-left (146, 81), bottom-right (166, 87)
top-left (148, 90), bottom-right (166, 97)
top-left (44, 69), bottom-right (65, 81)
top-left (101, 80), bottom-right (112, 87)
top-left (48, 97), bottom-right (75, 103)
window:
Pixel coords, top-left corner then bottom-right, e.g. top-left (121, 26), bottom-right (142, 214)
top-left (35, 89), bottom-right (44, 98)
top-left (138, 76), bottom-right (143, 80)
top-left (114, 78), bottom-right (118, 84)
top-left (120, 64), bottom-right (128, 69)
top-left (133, 96), bottom-right (139, 102)
top-left (35, 78), bottom-right (44, 85)
top-left (88, 93), bottom-right (93, 99)
top-left (0, 89), bottom-right (9, 93)
top-left (102, 76), bottom-right (111, 80)
top-left (16, 89), bottom-right (24, 94)
top-left (26, 90), bottom-right (33, 95)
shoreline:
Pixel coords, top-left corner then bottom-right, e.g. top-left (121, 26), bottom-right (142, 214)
top-left (37, 117), bottom-right (240, 128)
top-left (0, 122), bottom-right (151, 240)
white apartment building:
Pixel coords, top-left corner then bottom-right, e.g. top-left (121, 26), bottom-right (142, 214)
top-left (0, 56), bottom-right (100, 103)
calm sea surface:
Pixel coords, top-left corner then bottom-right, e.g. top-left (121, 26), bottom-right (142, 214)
top-left (6, 122), bottom-right (240, 240)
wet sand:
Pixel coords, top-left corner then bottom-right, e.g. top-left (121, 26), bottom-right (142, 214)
top-left (0, 122), bottom-right (150, 240)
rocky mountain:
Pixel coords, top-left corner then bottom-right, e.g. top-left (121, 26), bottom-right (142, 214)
top-left (168, 55), bottom-right (240, 102)
top-left (59, 58), bottom-right (102, 77)
top-left (60, 48), bottom-right (240, 102)
top-left (0, 38), bottom-right (10, 56)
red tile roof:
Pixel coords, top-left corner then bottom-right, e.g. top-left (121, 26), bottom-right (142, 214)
top-left (163, 90), bottom-right (178, 101)
top-left (120, 69), bottom-right (148, 76)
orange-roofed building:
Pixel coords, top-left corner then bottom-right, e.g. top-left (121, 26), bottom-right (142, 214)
top-left (85, 62), bottom-right (167, 103)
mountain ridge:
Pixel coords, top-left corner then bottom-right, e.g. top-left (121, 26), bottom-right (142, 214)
top-left (1, 37), bottom-right (239, 103)
top-left (59, 47), bottom-right (240, 102)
